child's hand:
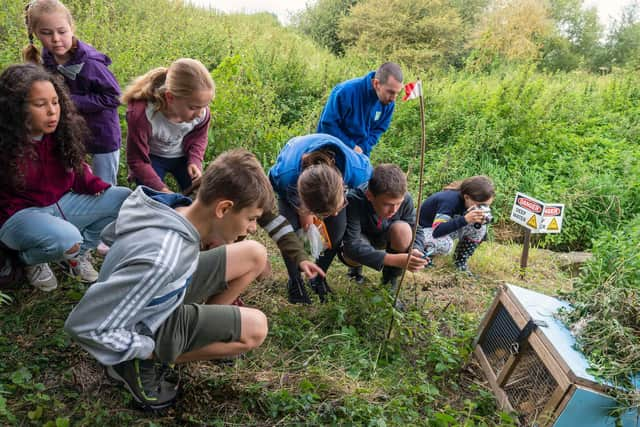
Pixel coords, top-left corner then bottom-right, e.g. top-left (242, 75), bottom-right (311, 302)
top-left (187, 163), bottom-right (202, 180)
top-left (299, 260), bottom-right (325, 279)
top-left (464, 206), bottom-right (486, 225)
top-left (407, 249), bottom-right (428, 272)
top-left (354, 145), bottom-right (363, 154)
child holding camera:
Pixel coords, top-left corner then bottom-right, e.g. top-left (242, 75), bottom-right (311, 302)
top-left (418, 176), bottom-right (495, 274)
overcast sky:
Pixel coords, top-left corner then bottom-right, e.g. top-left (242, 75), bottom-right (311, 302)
top-left (189, 0), bottom-right (634, 26)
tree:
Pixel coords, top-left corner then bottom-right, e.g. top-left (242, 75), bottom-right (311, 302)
top-left (468, 0), bottom-right (554, 67)
top-left (338, 0), bottom-right (464, 71)
top-left (607, 1), bottom-right (640, 68)
top-left (544, 0), bottom-right (604, 71)
top-left (292, 0), bottom-right (358, 56)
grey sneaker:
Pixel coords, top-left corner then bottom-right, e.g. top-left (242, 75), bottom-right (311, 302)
top-left (57, 253), bottom-right (99, 283)
top-left (25, 263), bottom-right (58, 291)
top-left (106, 359), bottom-right (177, 410)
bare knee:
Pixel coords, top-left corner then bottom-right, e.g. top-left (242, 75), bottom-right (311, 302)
top-left (240, 308), bottom-right (268, 349)
top-left (244, 240), bottom-right (268, 274)
top-left (388, 221), bottom-right (412, 251)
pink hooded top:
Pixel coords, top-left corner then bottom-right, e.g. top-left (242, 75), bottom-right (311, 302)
top-left (0, 134), bottom-right (110, 226)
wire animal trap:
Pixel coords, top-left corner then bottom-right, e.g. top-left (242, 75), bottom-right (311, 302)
top-left (474, 284), bottom-right (639, 426)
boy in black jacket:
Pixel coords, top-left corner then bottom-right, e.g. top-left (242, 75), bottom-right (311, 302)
top-left (340, 164), bottom-right (427, 289)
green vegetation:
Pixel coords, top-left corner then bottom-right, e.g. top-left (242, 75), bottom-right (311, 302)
top-left (561, 214), bottom-right (640, 410)
top-left (1, 0), bottom-right (639, 423)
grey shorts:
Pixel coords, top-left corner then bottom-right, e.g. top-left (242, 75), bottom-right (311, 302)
top-left (153, 245), bottom-right (241, 363)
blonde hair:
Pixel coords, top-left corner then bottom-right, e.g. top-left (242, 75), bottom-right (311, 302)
top-left (121, 58), bottom-right (215, 112)
top-left (23, 0), bottom-right (75, 64)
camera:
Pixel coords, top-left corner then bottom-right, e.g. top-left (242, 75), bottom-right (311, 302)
top-left (470, 204), bottom-right (493, 229)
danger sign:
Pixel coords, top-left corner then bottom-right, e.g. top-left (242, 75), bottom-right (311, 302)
top-left (539, 203), bottom-right (564, 234)
top-left (510, 192), bottom-right (545, 231)
top-left (510, 192), bottom-right (564, 234)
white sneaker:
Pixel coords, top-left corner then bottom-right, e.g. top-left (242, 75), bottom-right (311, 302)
top-left (25, 263), bottom-right (58, 291)
top-left (58, 253), bottom-right (99, 283)
top-left (75, 253), bottom-right (99, 283)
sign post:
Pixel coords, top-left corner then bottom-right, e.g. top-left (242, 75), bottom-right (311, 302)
top-left (510, 192), bottom-right (565, 278)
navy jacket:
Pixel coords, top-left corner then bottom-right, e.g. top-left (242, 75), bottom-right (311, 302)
top-left (316, 71), bottom-right (395, 157)
top-left (269, 134), bottom-right (372, 205)
top-left (419, 190), bottom-right (468, 238)
top-left (343, 185), bottom-right (424, 270)
top-left (43, 39), bottom-right (122, 154)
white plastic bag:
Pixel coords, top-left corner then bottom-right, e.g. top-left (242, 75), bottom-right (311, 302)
top-left (299, 224), bottom-right (325, 260)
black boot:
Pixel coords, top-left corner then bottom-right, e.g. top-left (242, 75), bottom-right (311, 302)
top-left (310, 276), bottom-right (333, 303)
top-left (288, 276), bottom-right (312, 304)
top-left (454, 238), bottom-right (480, 274)
top-left (381, 266), bottom-right (405, 311)
top-left (347, 265), bottom-right (365, 285)
top-left (381, 266), bottom-right (402, 292)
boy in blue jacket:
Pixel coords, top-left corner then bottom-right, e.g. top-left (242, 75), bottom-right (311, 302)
top-left (317, 63), bottom-right (403, 157)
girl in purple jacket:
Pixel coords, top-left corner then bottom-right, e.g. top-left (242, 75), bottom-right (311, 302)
top-left (23, 0), bottom-right (122, 186)
top-left (121, 58), bottom-right (214, 192)
top-left (0, 64), bottom-right (131, 291)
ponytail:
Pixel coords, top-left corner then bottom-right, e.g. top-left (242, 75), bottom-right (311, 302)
top-left (121, 67), bottom-right (168, 108)
top-left (23, 2), bottom-right (42, 63)
top-left (444, 175), bottom-right (495, 202)
top-left (121, 58), bottom-right (215, 112)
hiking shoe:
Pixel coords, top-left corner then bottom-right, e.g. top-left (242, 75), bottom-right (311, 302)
top-left (106, 359), bottom-right (177, 410)
top-left (310, 276), bottom-right (333, 303)
top-left (347, 266), bottom-right (365, 285)
top-left (25, 263), bottom-right (58, 291)
top-left (287, 277), bottom-right (311, 304)
top-left (58, 253), bottom-right (99, 283)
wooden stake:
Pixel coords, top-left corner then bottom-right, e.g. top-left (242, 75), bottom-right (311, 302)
top-left (519, 228), bottom-right (531, 279)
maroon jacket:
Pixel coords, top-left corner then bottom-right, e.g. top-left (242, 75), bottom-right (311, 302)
top-left (125, 100), bottom-right (211, 191)
top-left (0, 134), bottom-right (110, 226)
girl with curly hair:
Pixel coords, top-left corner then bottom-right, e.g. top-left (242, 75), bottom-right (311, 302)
top-left (0, 63), bottom-right (131, 291)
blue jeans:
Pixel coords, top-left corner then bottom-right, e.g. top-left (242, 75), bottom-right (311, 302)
top-left (92, 150), bottom-right (120, 186)
top-left (0, 186), bottom-right (131, 265)
top-left (150, 154), bottom-right (192, 191)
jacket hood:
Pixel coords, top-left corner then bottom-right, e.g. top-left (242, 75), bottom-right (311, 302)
top-left (114, 186), bottom-right (199, 244)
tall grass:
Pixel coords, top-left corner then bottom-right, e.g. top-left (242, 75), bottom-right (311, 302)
top-left (1, 1), bottom-right (638, 249)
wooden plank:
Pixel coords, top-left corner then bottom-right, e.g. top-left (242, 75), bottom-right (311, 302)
top-left (474, 286), bottom-right (506, 347)
top-left (474, 346), bottom-right (514, 412)
top-left (496, 351), bottom-right (521, 387)
top-left (499, 291), bottom-right (530, 330)
top-left (538, 385), bottom-right (569, 427)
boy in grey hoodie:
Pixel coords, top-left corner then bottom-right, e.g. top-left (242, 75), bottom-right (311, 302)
top-left (65, 149), bottom-right (273, 410)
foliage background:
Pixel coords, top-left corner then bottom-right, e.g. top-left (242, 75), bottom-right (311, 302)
top-left (1, 0), bottom-right (640, 423)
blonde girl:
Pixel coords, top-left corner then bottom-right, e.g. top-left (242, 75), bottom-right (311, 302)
top-left (24, 0), bottom-right (123, 186)
top-left (122, 58), bottom-right (215, 192)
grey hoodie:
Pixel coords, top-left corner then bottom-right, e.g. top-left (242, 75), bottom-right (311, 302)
top-left (64, 186), bottom-right (200, 365)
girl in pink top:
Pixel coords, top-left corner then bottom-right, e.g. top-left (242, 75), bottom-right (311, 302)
top-left (0, 64), bottom-right (131, 291)
top-left (123, 58), bottom-right (214, 192)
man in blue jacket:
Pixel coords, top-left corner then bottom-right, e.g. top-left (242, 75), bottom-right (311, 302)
top-left (317, 63), bottom-right (403, 157)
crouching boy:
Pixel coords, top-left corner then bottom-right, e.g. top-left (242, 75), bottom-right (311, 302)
top-left (65, 149), bottom-right (273, 410)
top-left (340, 164), bottom-right (427, 290)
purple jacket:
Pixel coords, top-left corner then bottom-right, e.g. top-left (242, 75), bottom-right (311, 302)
top-left (42, 39), bottom-right (122, 154)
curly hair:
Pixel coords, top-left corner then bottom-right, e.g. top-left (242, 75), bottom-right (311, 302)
top-left (0, 63), bottom-right (87, 188)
